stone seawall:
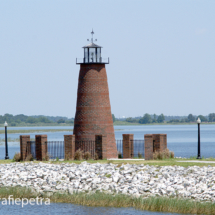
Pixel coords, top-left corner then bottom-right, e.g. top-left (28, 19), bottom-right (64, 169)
top-left (0, 162), bottom-right (215, 202)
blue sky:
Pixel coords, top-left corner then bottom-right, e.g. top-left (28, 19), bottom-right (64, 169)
top-left (0, 0), bottom-right (214, 118)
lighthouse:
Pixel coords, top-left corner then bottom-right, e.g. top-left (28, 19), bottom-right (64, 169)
top-left (74, 30), bottom-right (118, 159)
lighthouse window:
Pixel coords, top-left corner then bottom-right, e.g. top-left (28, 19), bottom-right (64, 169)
top-left (97, 48), bottom-right (101, 62)
top-left (89, 48), bottom-right (96, 62)
top-left (84, 48), bottom-right (88, 63)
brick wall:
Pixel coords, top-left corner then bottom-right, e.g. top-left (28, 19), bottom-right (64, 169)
top-left (123, 134), bottom-right (134, 158)
top-left (159, 134), bottom-right (167, 151)
top-left (144, 134), bottom-right (167, 160)
top-left (73, 64), bottom-right (117, 159)
top-left (64, 135), bottom-right (75, 160)
top-left (35, 135), bottom-right (47, 161)
top-left (20, 135), bottom-right (30, 161)
top-left (144, 134), bottom-right (153, 160)
top-left (95, 135), bottom-right (107, 159)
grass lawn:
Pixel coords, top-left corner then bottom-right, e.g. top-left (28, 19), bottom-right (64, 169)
top-left (2, 158), bottom-right (215, 167)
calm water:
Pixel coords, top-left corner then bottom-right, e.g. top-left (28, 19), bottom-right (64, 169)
top-left (0, 202), bottom-right (184, 215)
top-left (0, 124), bottom-right (215, 159)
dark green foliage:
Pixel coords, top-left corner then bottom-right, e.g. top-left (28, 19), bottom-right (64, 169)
top-left (0, 113), bottom-right (74, 125)
top-left (180, 118), bottom-right (189, 123)
top-left (126, 117), bottom-right (139, 123)
top-left (10, 122), bottom-right (16, 126)
top-left (0, 113), bottom-right (13, 123)
top-left (198, 115), bottom-right (208, 122)
top-left (57, 118), bottom-right (65, 123)
top-left (188, 114), bottom-right (195, 122)
top-left (66, 119), bottom-right (74, 124)
top-left (14, 114), bottom-right (28, 122)
top-left (139, 113), bottom-right (152, 124)
top-left (157, 114), bottom-right (165, 123)
top-left (112, 114), bottom-right (116, 122)
top-left (152, 114), bottom-right (157, 123)
top-left (26, 117), bottom-right (38, 124)
top-left (209, 113), bottom-right (215, 122)
top-left (118, 151), bottom-right (122, 158)
top-left (37, 116), bottom-right (51, 123)
top-left (168, 119), bottom-right (180, 123)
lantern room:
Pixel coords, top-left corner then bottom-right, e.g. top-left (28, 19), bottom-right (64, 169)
top-left (76, 30), bottom-right (109, 64)
top-left (83, 43), bottom-right (102, 63)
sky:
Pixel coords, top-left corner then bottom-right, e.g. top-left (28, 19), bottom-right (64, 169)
top-left (0, 0), bottom-right (214, 118)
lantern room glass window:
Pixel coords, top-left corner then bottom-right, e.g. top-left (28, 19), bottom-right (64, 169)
top-left (89, 48), bottom-right (96, 62)
top-left (84, 48), bottom-right (88, 63)
top-left (83, 46), bottom-right (102, 63)
top-left (97, 48), bottom-right (101, 62)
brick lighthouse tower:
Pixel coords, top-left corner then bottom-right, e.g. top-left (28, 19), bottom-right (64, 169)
top-left (74, 30), bottom-right (117, 159)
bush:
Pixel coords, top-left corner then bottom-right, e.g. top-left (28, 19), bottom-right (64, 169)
top-left (138, 152), bottom-right (142, 158)
top-left (83, 151), bottom-right (91, 160)
top-left (13, 152), bottom-right (21, 162)
top-left (45, 153), bottom-right (50, 161)
top-left (163, 149), bottom-right (170, 159)
top-left (154, 151), bottom-right (163, 160)
top-left (74, 149), bottom-right (83, 160)
top-left (118, 151), bottom-right (122, 159)
top-left (25, 154), bottom-right (33, 161)
top-left (94, 152), bottom-right (99, 160)
top-left (153, 148), bottom-right (174, 160)
top-left (170, 151), bottom-right (174, 158)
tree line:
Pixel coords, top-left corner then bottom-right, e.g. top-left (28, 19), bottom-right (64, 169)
top-left (125, 114), bottom-right (165, 124)
top-left (0, 114), bottom-right (74, 126)
top-left (122, 113), bottom-right (215, 124)
top-left (1, 113), bottom-right (215, 126)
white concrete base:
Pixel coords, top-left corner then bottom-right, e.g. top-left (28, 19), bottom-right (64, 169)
top-left (177, 160), bottom-right (215, 163)
top-left (108, 158), bottom-right (145, 161)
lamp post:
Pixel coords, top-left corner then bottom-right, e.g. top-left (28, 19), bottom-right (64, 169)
top-left (197, 117), bottom-right (201, 159)
top-left (4, 121), bottom-right (9, 159)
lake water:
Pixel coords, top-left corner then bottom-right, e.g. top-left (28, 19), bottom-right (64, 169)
top-left (0, 124), bottom-right (215, 159)
top-left (0, 201), bottom-right (184, 215)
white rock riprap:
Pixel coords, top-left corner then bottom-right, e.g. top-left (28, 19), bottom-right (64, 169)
top-left (0, 162), bottom-right (215, 201)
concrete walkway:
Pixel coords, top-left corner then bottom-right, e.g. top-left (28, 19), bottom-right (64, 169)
top-left (177, 160), bottom-right (215, 163)
top-left (108, 159), bottom-right (215, 163)
top-left (108, 159), bottom-right (145, 161)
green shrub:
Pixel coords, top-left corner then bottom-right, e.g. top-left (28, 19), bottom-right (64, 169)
top-left (153, 148), bottom-right (174, 160)
top-left (74, 149), bottom-right (83, 160)
top-left (25, 154), bottom-right (33, 161)
top-left (83, 151), bottom-right (91, 160)
top-left (138, 152), bottom-right (142, 158)
top-left (94, 152), bottom-right (99, 160)
top-left (118, 151), bottom-right (122, 159)
top-left (13, 152), bottom-right (21, 162)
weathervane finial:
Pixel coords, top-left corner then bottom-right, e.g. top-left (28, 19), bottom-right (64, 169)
top-left (91, 29), bottom-right (94, 43)
top-left (87, 29), bottom-right (97, 43)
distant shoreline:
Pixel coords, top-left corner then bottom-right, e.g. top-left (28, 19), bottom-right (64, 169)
top-left (0, 121), bottom-right (215, 128)
top-left (0, 129), bottom-right (73, 134)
